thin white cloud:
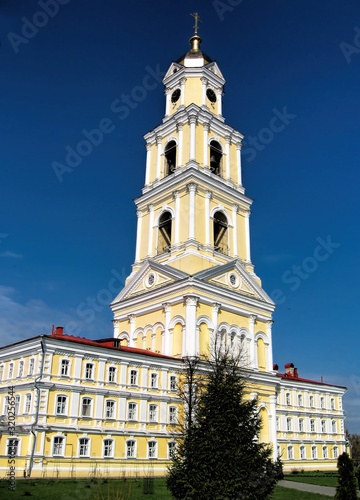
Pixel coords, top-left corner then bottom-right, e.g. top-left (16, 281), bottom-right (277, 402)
top-left (0, 251), bottom-right (23, 258)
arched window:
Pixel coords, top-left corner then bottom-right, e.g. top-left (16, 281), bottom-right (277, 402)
top-left (209, 140), bottom-right (222, 175)
top-left (213, 211), bottom-right (228, 254)
top-left (164, 140), bottom-right (176, 175)
top-left (157, 211), bottom-right (172, 254)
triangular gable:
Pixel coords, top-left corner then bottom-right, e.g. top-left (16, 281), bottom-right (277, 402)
top-left (111, 259), bottom-right (189, 304)
top-left (193, 260), bottom-right (274, 305)
top-left (205, 61), bottom-right (225, 80)
top-left (164, 62), bottom-right (184, 80)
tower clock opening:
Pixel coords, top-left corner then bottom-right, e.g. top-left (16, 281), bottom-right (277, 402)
top-left (164, 141), bottom-right (177, 176)
top-left (157, 211), bottom-right (172, 254)
top-left (209, 140), bottom-right (222, 175)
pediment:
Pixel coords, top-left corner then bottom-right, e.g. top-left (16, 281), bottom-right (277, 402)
top-left (164, 62), bottom-right (184, 81)
top-left (111, 259), bottom-right (189, 304)
top-left (193, 260), bottom-right (274, 304)
top-left (205, 61), bottom-right (225, 81)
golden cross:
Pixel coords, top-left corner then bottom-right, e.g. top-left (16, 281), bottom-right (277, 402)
top-left (191, 12), bottom-right (202, 34)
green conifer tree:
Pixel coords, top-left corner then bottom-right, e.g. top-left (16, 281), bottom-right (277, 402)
top-left (335, 452), bottom-right (358, 500)
top-left (167, 350), bottom-right (282, 500)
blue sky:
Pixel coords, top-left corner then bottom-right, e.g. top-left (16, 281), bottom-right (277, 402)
top-left (1, 0), bottom-right (360, 430)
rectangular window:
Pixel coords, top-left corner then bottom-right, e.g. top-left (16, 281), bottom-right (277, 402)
top-left (169, 406), bottom-right (177, 423)
top-left (61, 359), bottom-right (70, 376)
top-left (53, 437), bottom-right (64, 456)
top-left (105, 400), bottom-right (115, 419)
top-left (150, 373), bottom-right (158, 388)
top-left (149, 404), bottom-right (157, 423)
top-left (333, 446), bottom-right (338, 459)
top-left (286, 417), bottom-right (292, 431)
top-left (130, 370), bottom-right (137, 386)
top-left (148, 441), bottom-right (157, 459)
top-left (24, 394), bottom-right (31, 413)
top-left (310, 419), bottom-right (315, 432)
top-left (82, 398), bottom-right (92, 417)
top-left (14, 395), bottom-right (20, 415)
top-left (323, 446), bottom-right (328, 459)
top-left (276, 417), bottom-right (280, 431)
top-left (79, 438), bottom-right (90, 457)
top-left (85, 363), bottom-right (93, 380)
top-left (7, 439), bottom-right (19, 456)
top-left (170, 375), bottom-right (177, 391)
top-left (300, 446), bottom-right (305, 460)
top-left (309, 395), bottom-right (314, 408)
top-left (128, 402), bottom-right (137, 421)
top-left (285, 393), bottom-right (291, 406)
top-left (299, 418), bottom-right (304, 432)
top-left (312, 446), bottom-right (317, 459)
top-left (126, 440), bottom-right (135, 458)
top-left (288, 446), bottom-right (294, 460)
top-left (9, 363), bottom-right (14, 379)
top-left (298, 394), bottom-right (303, 407)
top-left (320, 397), bottom-right (325, 409)
top-left (168, 442), bottom-right (176, 458)
top-left (56, 395), bottom-right (67, 415)
top-left (321, 420), bottom-right (326, 433)
top-left (103, 439), bottom-right (113, 457)
top-left (108, 366), bottom-right (116, 383)
top-left (0, 365), bottom-right (3, 381)
top-left (331, 398), bottom-right (335, 410)
top-left (332, 420), bottom-right (337, 433)
top-left (18, 361), bottom-right (24, 378)
top-left (28, 359), bottom-right (34, 376)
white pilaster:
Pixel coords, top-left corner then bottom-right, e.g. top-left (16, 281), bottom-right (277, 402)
top-left (189, 114), bottom-right (196, 160)
top-left (216, 88), bottom-right (222, 115)
top-left (236, 142), bottom-right (242, 186)
top-left (187, 183), bottom-right (197, 240)
top-left (145, 143), bottom-right (151, 185)
top-left (177, 123), bottom-right (183, 167)
top-left (232, 204), bottom-right (238, 257)
top-left (205, 190), bottom-right (212, 246)
top-left (180, 78), bottom-right (186, 107)
top-left (212, 303), bottom-right (221, 351)
top-left (173, 191), bottom-right (180, 245)
top-left (165, 89), bottom-right (171, 116)
top-left (113, 320), bottom-right (119, 339)
top-left (245, 210), bottom-right (251, 262)
top-left (147, 204), bottom-right (154, 257)
top-left (266, 320), bottom-right (274, 371)
top-left (163, 303), bottom-right (171, 356)
top-left (225, 135), bottom-right (231, 180)
top-left (249, 315), bottom-right (257, 368)
top-left (201, 77), bottom-right (207, 106)
top-left (156, 136), bottom-right (162, 180)
top-left (135, 209), bottom-right (143, 262)
top-left (128, 315), bottom-right (136, 347)
top-left (269, 394), bottom-right (278, 460)
top-left (184, 295), bottom-right (199, 357)
top-left (203, 122), bottom-right (209, 167)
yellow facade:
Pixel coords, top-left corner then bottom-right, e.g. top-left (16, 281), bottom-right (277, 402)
top-left (0, 29), bottom-right (347, 479)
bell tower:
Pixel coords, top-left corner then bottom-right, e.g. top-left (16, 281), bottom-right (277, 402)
top-left (111, 17), bottom-right (275, 372)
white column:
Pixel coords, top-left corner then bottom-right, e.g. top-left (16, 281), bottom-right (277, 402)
top-left (128, 314), bottom-right (136, 347)
top-left (165, 89), bottom-right (171, 116)
top-left (225, 135), bottom-right (231, 180)
top-left (236, 142), bottom-right (242, 186)
top-left (147, 204), bottom-right (154, 257)
top-left (189, 114), bottom-right (196, 161)
top-left (232, 204), bottom-right (238, 257)
top-left (135, 209), bottom-right (143, 262)
top-left (187, 183), bottom-right (197, 240)
top-left (212, 303), bottom-right (221, 353)
top-left (163, 303), bottom-right (171, 356)
top-left (249, 315), bottom-right (257, 368)
top-left (266, 320), bottom-right (274, 371)
top-left (184, 295), bottom-right (199, 356)
top-left (145, 143), bottom-right (151, 185)
top-left (177, 123), bottom-right (183, 167)
top-left (269, 394), bottom-right (278, 460)
top-left (201, 77), bottom-right (207, 106)
top-left (203, 122), bottom-right (209, 167)
top-left (245, 210), bottom-right (251, 262)
top-left (173, 191), bottom-right (180, 245)
top-left (156, 136), bottom-right (162, 180)
top-left (180, 78), bottom-right (186, 107)
top-left (205, 190), bottom-right (212, 246)
top-left (216, 88), bottom-right (222, 115)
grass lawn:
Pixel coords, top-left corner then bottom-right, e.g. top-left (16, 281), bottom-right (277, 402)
top-left (284, 472), bottom-right (339, 487)
top-left (0, 477), bottom-right (335, 499)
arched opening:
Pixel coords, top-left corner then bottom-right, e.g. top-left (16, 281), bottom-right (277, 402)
top-left (157, 211), bottom-right (172, 254)
top-left (209, 140), bottom-right (222, 175)
top-left (213, 211), bottom-right (228, 254)
top-left (164, 141), bottom-right (176, 175)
